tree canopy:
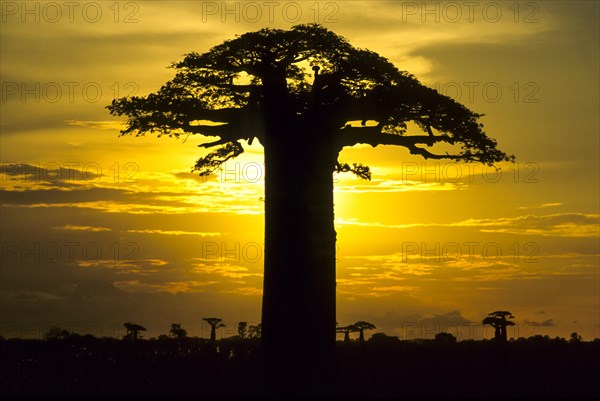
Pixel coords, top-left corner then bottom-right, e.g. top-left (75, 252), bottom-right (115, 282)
top-left (108, 24), bottom-right (513, 178)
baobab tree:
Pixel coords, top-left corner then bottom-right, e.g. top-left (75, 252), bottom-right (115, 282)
top-left (336, 324), bottom-right (358, 343)
top-left (123, 322), bottom-right (146, 341)
top-left (108, 24), bottom-right (513, 390)
top-left (203, 317), bottom-right (225, 342)
top-left (353, 321), bottom-right (376, 343)
top-left (483, 311), bottom-right (515, 342)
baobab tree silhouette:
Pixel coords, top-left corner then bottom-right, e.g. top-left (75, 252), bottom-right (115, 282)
top-left (336, 324), bottom-right (358, 343)
top-left (353, 321), bottom-right (376, 343)
top-left (203, 317), bottom-right (225, 342)
top-left (108, 24), bottom-right (513, 392)
top-left (483, 311), bottom-right (515, 342)
top-left (123, 322), bottom-right (146, 341)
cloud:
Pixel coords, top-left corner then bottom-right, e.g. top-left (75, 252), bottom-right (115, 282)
top-left (192, 262), bottom-right (262, 280)
top-left (370, 285), bottom-right (419, 293)
top-left (70, 281), bottom-right (122, 300)
top-left (339, 249), bottom-right (599, 288)
top-left (373, 310), bottom-right (475, 340)
top-left (64, 120), bottom-right (125, 131)
top-left (335, 178), bottom-right (463, 194)
top-left (518, 202), bottom-right (562, 210)
top-left (113, 279), bottom-right (218, 294)
top-left (474, 213), bottom-right (600, 237)
top-left (77, 259), bottom-right (170, 275)
top-left (524, 318), bottom-right (555, 327)
top-left (1, 165), bottom-right (265, 215)
top-left (218, 287), bottom-right (262, 296)
top-left (2, 290), bottom-right (66, 302)
top-left (1, 163), bottom-right (102, 189)
top-left (337, 213), bottom-right (600, 238)
top-left (126, 229), bottom-right (221, 237)
top-left (54, 225), bottom-right (112, 232)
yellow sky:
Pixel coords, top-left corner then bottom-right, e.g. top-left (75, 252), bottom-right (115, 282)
top-left (1, 1), bottom-right (598, 340)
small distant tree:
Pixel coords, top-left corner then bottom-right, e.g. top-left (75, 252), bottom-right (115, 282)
top-left (336, 324), bottom-right (358, 343)
top-left (482, 311), bottom-right (515, 342)
top-left (203, 318), bottom-right (225, 341)
top-left (368, 332), bottom-right (401, 346)
top-left (44, 326), bottom-right (70, 340)
top-left (169, 323), bottom-right (187, 340)
top-left (123, 322), bottom-right (147, 341)
top-left (353, 321), bottom-right (376, 343)
top-left (237, 322), bottom-right (248, 338)
top-left (569, 332), bottom-right (583, 343)
top-left (434, 332), bottom-right (457, 343)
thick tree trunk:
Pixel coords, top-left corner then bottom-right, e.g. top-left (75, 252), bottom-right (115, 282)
top-left (210, 326), bottom-right (216, 342)
top-left (500, 324), bottom-right (507, 342)
top-left (261, 138), bottom-right (338, 395)
top-left (494, 325), bottom-right (501, 341)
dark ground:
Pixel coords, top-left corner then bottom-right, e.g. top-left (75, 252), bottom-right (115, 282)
top-left (1, 335), bottom-right (598, 399)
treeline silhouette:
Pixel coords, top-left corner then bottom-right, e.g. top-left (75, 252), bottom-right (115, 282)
top-left (1, 324), bottom-right (598, 399)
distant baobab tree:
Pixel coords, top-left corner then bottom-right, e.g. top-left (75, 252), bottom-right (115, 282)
top-left (353, 321), bottom-right (376, 343)
top-left (203, 318), bottom-right (225, 342)
top-left (483, 311), bottom-right (515, 342)
top-left (336, 324), bottom-right (358, 343)
top-left (123, 322), bottom-right (146, 341)
top-left (108, 24), bottom-right (513, 391)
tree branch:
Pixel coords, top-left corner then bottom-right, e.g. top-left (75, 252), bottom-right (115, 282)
top-left (336, 126), bottom-right (456, 149)
top-left (185, 123), bottom-right (237, 136)
top-left (406, 145), bottom-right (463, 161)
top-left (186, 107), bottom-right (245, 123)
top-left (193, 141), bottom-right (244, 176)
top-left (197, 138), bottom-right (231, 148)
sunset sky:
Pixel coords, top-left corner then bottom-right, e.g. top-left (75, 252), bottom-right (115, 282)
top-left (1, 1), bottom-right (598, 341)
